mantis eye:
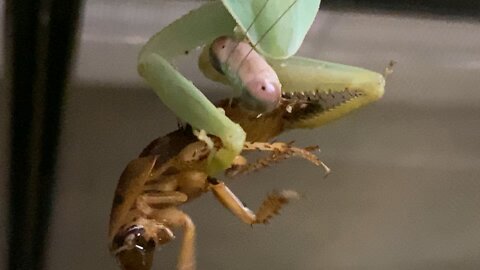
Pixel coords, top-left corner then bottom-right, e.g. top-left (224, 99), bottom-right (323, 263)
top-left (241, 79), bottom-right (281, 113)
top-left (209, 36), bottom-right (231, 75)
top-left (209, 43), bottom-right (224, 75)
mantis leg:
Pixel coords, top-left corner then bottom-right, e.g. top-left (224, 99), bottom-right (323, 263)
top-left (209, 179), bottom-right (299, 224)
top-left (269, 56), bottom-right (386, 129)
top-left (138, 2), bottom-right (245, 175)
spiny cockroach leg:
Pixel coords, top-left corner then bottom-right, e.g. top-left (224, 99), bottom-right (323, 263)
top-left (255, 190), bottom-right (300, 224)
top-left (226, 149), bottom-right (286, 177)
top-left (209, 179), bottom-right (298, 225)
top-left (227, 142), bottom-right (330, 177)
top-left (244, 142), bottom-right (325, 168)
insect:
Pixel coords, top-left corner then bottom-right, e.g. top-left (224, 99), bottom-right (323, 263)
top-left (209, 36), bottom-right (282, 113)
top-left (110, 0), bottom-right (388, 269)
top-left (137, 0), bottom-right (385, 176)
top-left (108, 98), bottom-right (330, 270)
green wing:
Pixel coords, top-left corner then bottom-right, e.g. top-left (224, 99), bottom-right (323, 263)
top-left (221, 0), bottom-right (321, 59)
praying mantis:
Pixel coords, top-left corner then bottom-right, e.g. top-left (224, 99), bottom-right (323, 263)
top-left (109, 0), bottom-right (387, 269)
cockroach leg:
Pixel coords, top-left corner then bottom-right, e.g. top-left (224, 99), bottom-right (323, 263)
top-left (227, 142), bottom-right (330, 177)
top-left (137, 191), bottom-right (189, 209)
top-left (149, 208), bottom-right (196, 270)
top-left (209, 180), bottom-right (299, 224)
top-left (255, 190), bottom-right (300, 224)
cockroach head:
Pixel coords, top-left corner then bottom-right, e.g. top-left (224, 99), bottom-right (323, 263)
top-left (111, 223), bottom-right (174, 270)
top-left (111, 225), bottom-right (155, 270)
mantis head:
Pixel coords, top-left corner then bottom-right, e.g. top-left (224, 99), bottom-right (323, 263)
top-left (240, 77), bottom-right (281, 112)
top-left (209, 36), bottom-right (282, 113)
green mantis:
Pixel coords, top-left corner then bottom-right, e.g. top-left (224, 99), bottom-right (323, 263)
top-left (112, 0), bottom-right (387, 269)
top-left (138, 0), bottom-right (385, 176)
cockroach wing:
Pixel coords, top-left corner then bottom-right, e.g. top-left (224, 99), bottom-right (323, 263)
top-left (109, 156), bottom-right (158, 241)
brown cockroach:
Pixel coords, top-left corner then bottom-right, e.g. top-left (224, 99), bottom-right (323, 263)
top-left (108, 98), bottom-right (333, 270)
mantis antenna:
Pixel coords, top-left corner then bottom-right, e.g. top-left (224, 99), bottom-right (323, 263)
top-left (210, 0), bottom-right (300, 113)
top-left (234, 0), bottom-right (299, 74)
top-left (224, 0), bottom-right (270, 65)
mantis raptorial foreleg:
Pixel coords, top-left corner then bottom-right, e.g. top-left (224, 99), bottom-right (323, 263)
top-left (138, 2), bottom-right (245, 175)
top-left (269, 57), bottom-right (385, 129)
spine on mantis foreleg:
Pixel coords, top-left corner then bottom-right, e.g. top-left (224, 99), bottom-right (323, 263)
top-left (137, 2), bottom-right (245, 175)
